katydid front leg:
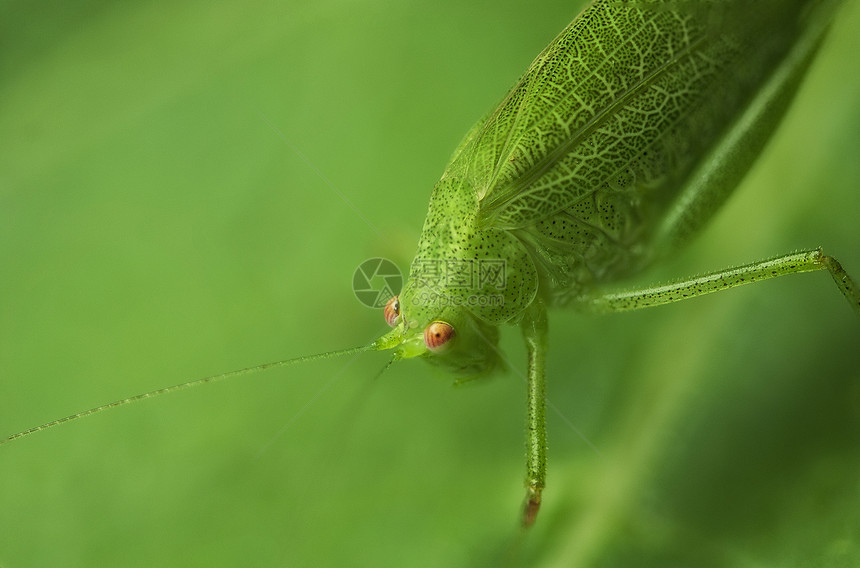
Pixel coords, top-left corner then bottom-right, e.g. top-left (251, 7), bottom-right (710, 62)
top-left (581, 249), bottom-right (860, 316)
top-left (522, 299), bottom-right (548, 527)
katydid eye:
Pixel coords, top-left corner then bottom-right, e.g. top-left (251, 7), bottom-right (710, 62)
top-left (384, 296), bottom-right (400, 327)
top-left (424, 321), bottom-right (454, 351)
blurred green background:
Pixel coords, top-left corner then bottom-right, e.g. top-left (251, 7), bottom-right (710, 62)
top-left (1, 1), bottom-right (858, 566)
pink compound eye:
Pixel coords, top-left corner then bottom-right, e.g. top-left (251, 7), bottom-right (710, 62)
top-left (424, 321), bottom-right (454, 351)
top-left (384, 296), bottom-right (400, 327)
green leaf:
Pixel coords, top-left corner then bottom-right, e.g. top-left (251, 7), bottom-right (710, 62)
top-left (1, 1), bottom-right (858, 566)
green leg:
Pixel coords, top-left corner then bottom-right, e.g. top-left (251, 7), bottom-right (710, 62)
top-left (582, 248), bottom-right (860, 315)
top-left (521, 299), bottom-right (548, 527)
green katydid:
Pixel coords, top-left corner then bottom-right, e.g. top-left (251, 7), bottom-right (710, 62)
top-left (3, 0), bottom-right (859, 533)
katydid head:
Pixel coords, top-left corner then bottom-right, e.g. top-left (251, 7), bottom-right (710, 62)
top-left (371, 290), bottom-right (501, 378)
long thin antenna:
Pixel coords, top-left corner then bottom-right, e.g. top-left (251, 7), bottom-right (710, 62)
top-left (2, 345), bottom-right (370, 445)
